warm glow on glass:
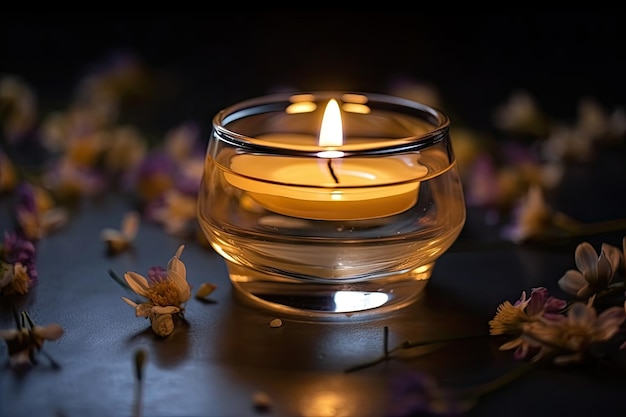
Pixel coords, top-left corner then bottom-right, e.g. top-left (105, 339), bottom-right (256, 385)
top-left (290, 93), bottom-right (316, 102)
top-left (317, 99), bottom-right (345, 158)
top-left (340, 93), bottom-right (368, 104)
top-left (286, 101), bottom-right (317, 114)
top-left (342, 102), bottom-right (370, 114)
top-left (286, 94), bottom-right (318, 114)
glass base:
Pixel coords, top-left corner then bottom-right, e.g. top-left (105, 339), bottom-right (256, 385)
top-left (226, 261), bottom-right (434, 321)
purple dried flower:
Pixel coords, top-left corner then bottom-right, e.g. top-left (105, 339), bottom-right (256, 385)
top-left (386, 371), bottom-right (465, 417)
top-left (15, 182), bottom-right (36, 213)
top-left (489, 287), bottom-right (567, 361)
top-left (147, 266), bottom-right (167, 283)
top-left (2, 231), bottom-right (37, 282)
top-left (0, 231), bottom-right (38, 294)
top-left (131, 151), bottom-right (177, 202)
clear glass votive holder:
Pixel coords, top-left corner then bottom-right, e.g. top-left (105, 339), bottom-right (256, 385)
top-left (197, 92), bottom-right (466, 320)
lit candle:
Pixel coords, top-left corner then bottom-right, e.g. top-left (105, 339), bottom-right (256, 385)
top-left (224, 99), bottom-right (428, 221)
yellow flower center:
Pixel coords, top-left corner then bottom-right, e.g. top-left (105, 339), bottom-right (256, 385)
top-left (489, 301), bottom-right (529, 335)
top-left (146, 279), bottom-right (180, 307)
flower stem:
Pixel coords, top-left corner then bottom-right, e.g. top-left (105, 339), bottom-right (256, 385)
top-left (108, 269), bottom-right (132, 291)
top-left (345, 329), bottom-right (490, 373)
top-left (133, 349), bottom-right (147, 417)
top-left (554, 212), bottom-right (626, 238)
top-left (384, 326), bottom-right (389, 358)
top-left (39, 348), bottom-right (61, 369)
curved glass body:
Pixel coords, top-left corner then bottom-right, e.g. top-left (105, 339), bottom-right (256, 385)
top-left (198, 92), bottom-right (466, 319)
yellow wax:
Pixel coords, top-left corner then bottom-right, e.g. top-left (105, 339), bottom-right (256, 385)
top-left (225, 154), bottom-right (428, 221)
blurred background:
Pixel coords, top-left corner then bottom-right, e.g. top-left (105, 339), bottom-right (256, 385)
top-left (2, 11), bottom-right (626, 243)
top-left (3, 11), bottom-right (625, 134)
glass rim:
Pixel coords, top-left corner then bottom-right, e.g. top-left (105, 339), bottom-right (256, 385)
top-left (212, 91), bottom-right (450, 156)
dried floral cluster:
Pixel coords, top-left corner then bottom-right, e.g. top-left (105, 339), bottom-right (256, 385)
top-left (0, 171), bottom-right (63, 367)
top-left (345, 237), bottom-right (626, 416)
top-left (0, 181), bottom-right (65, 296)
top-left (490, 236), bottom-right (626, 365)
top-left (0, 54), bottom-right (215, 364)
top-left (1, 54), bottom-right (206, 248)
top-left (389, 81), bottom-right (626, 244)
top-left (0, 310), bottom-right (63, 370)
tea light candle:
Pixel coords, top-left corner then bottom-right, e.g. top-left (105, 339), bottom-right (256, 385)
top-left (224, 99), bottom-right (428, 221)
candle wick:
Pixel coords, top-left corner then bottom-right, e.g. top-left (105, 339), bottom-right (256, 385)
top-left (327, 159), bottom-right (339, 184)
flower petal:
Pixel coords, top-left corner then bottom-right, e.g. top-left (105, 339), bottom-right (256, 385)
top-left (121, 296), bottom-right (138, 308)
top-left (151, 313), bottom-right (174, 337)
top-left (167, 244), bottom-right (187, 278)
top-left (168, 268), bottom-right (191, 303)
top-left (575, 242), bottom-right (598, 276)
top-left (595, 306), bottom-right (626, 339)
top-left (152, 305), bottom-right (180, 315)
top-left (0, 328), bottom-right (19, 341)
top-left (595, 250), bottom-right (615, 286)
top-left (601, 243), bottom-right (622, 276)
top-left (41, 208), bottom-right (68, 232)
top-left (195, 282), bottom-right (217, 298)
top-left (100, 228), bottom-right (124, 242)
top-left (0, 267), bottom-right (13, 287)
top-left (499, 338), bottom-right (523, 351)
top-left (558, 270), bottom-right (587, 296)
top-left (124, 271), bottom-right (150, 297)
top-left (121, 211), bottom-right (140, 240)
top-left (567, 302), bottom-right (596, 328)
top-left (33, 323), bottom-right (64, 341)
top-left (135, 302), bottom-right (153, 317)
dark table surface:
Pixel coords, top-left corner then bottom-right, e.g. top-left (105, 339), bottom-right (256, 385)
top-left (1, 174), bottom-right (626, 417)
top-left (2, 12), bottom-right (626, 417)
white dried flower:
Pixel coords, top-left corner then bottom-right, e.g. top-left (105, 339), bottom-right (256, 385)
top-left (121, 245), bottom-right (191, 337)
top-left (101, 211), bottom-right (140, 254)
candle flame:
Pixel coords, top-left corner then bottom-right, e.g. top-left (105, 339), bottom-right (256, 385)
top-left (318, 99), bottom-right (344, 158)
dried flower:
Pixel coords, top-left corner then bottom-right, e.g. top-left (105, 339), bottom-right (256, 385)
top-left (493, 237), bottom-right (626, 365)
top-left (0, 231), bottom-right (37, 294)
top-left (14, 182), bottom-right (68, 240)
top-left (194, 282), bottom-right (216, 299)
top-left (101, 210), bottom-right (140, 255)
top-left (145, 189), bottom-right (197, 237)
top-left (489, 287), bottom-right (566, 360)
top-left (42, 157), bottom-right (107, 200)
top-left (541, 123), bottom-right (596, 163)
top-left (132, 151), bottom-right (177, 203)
top-left (558, 240), bottom-right (622, 300)
top-left (102, 126), bottom-right (147, 178)
top-left (522, 298), bottom-right (625, 365)
top-left (502, 187), bottom-right (626, 244)
top-left (0, 310), bottom-right (64, 369)
top-left (489, 287), bottom-right (566, 335)
top-left (386, 371), bottom-right (468, 417)
top-left (0, 261), bottom-right (30, 295)
top-left (500, 185), bottom-right (555, 243)
top-left (492, 90), bottom-right (551, 137)
top-left (121, 244), bottom-right (191, 337)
